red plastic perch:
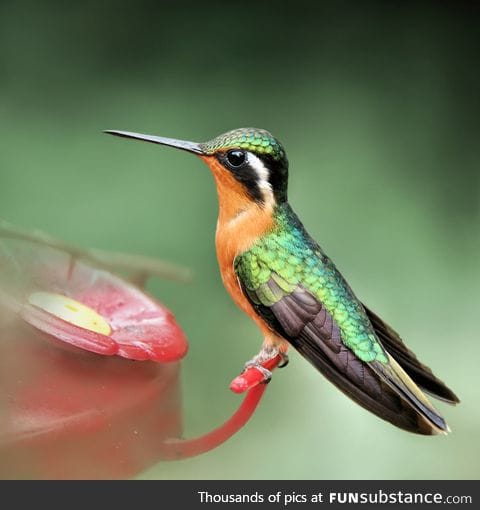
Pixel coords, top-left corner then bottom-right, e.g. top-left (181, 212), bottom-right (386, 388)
top-left (160, 355), bottom-right (282, 460)
top-left (230, 355), bottom-right (282, 394)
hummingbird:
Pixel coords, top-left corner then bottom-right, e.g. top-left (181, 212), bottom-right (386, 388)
top-left (105, 127), bottom-right (459, 435)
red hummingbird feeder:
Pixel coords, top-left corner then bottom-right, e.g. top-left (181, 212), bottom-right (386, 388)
top-left (0, 222), bottom-right (280, 479)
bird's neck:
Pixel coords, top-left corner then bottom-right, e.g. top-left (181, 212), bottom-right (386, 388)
top-left (215, 184), bottom-right (275, 259)
top-left (206, 168), bottom-right (276, 265)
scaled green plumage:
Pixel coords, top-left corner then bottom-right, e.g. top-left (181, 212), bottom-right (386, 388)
top-left (201, 128), bottom-right (286, 161)
top-left (235, 203), bottom-right (389, 364)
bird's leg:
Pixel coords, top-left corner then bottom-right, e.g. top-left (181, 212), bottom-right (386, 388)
top-left (243, 337), bottom-right (289, 383)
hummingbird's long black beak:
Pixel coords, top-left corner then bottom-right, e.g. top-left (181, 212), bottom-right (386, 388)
top-left (104, 130), bottom-right (204, 155)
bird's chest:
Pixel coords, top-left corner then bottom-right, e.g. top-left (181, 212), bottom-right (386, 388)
top-left (215, 223), bottom-right (254, 315)
top-left (215, 207), bottom-right (274, 316)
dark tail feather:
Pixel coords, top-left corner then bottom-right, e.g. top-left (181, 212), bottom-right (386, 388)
top-left (371, 354), bottom-right (450, 434)
top-left (363, 304), bottom-right (460, 404)
top-left (292, 332), bottom-right (447, 435)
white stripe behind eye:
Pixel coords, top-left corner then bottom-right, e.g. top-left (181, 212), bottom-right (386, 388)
top-left (247, 152), bottom-right (272, 194)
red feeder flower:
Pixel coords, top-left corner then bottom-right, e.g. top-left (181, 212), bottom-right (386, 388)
top-left (0, 223), bottom-right (279, 479)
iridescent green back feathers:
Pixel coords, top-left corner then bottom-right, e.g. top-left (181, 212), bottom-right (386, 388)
top-left (235, 203), bottom-right (388, 364)
top-left (235, 203), bottom-right (455, 434)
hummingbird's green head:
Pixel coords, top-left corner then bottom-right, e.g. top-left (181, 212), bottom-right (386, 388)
top-left (105, 127), bottom-right (289, 205)
top-left (199, 128), bottom-right (289, 204)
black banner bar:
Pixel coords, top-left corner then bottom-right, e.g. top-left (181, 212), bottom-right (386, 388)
top-left (0, 480), bottom-right (476, 509)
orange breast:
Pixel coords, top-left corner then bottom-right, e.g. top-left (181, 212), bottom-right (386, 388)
top-left (200, 156), bottom-right (275, 333)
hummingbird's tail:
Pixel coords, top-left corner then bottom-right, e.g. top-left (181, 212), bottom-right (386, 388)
top-left (363, 304), bottom-right (460, 405)
top-left (290, 314), bottom-right (454, 435)
top-left (291, 332), bottom-right (451, 435)
top-left (370, 354), bottom-right (450, 435)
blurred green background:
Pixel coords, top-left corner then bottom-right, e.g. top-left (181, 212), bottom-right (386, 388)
top-left (0, 0), bottom-right (478, 479)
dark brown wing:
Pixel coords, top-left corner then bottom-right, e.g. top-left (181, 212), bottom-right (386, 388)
top-left (243, 276), bottom-right (448, 435)
top-left (363, 304), bottom-right (460, 404)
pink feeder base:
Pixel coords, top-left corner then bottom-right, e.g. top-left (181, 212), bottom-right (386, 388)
top-left (0, 235), bottom-right (280, 479)
top-left (0, 319), bottom-right (182, 479)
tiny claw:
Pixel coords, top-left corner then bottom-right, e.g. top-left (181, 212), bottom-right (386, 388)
top-left (278, 352), bottom-right (289, 368)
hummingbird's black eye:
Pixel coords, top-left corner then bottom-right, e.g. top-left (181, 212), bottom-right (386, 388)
top-left (225, 150), bottom-right (247, 169)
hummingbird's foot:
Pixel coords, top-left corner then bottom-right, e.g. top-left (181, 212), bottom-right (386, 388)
top-left (230, 346), bottom-right (286, 393)
top-left (243, 345), bottom-right (286, 383)
top-left (243, 360), bottom-right (273, 383)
